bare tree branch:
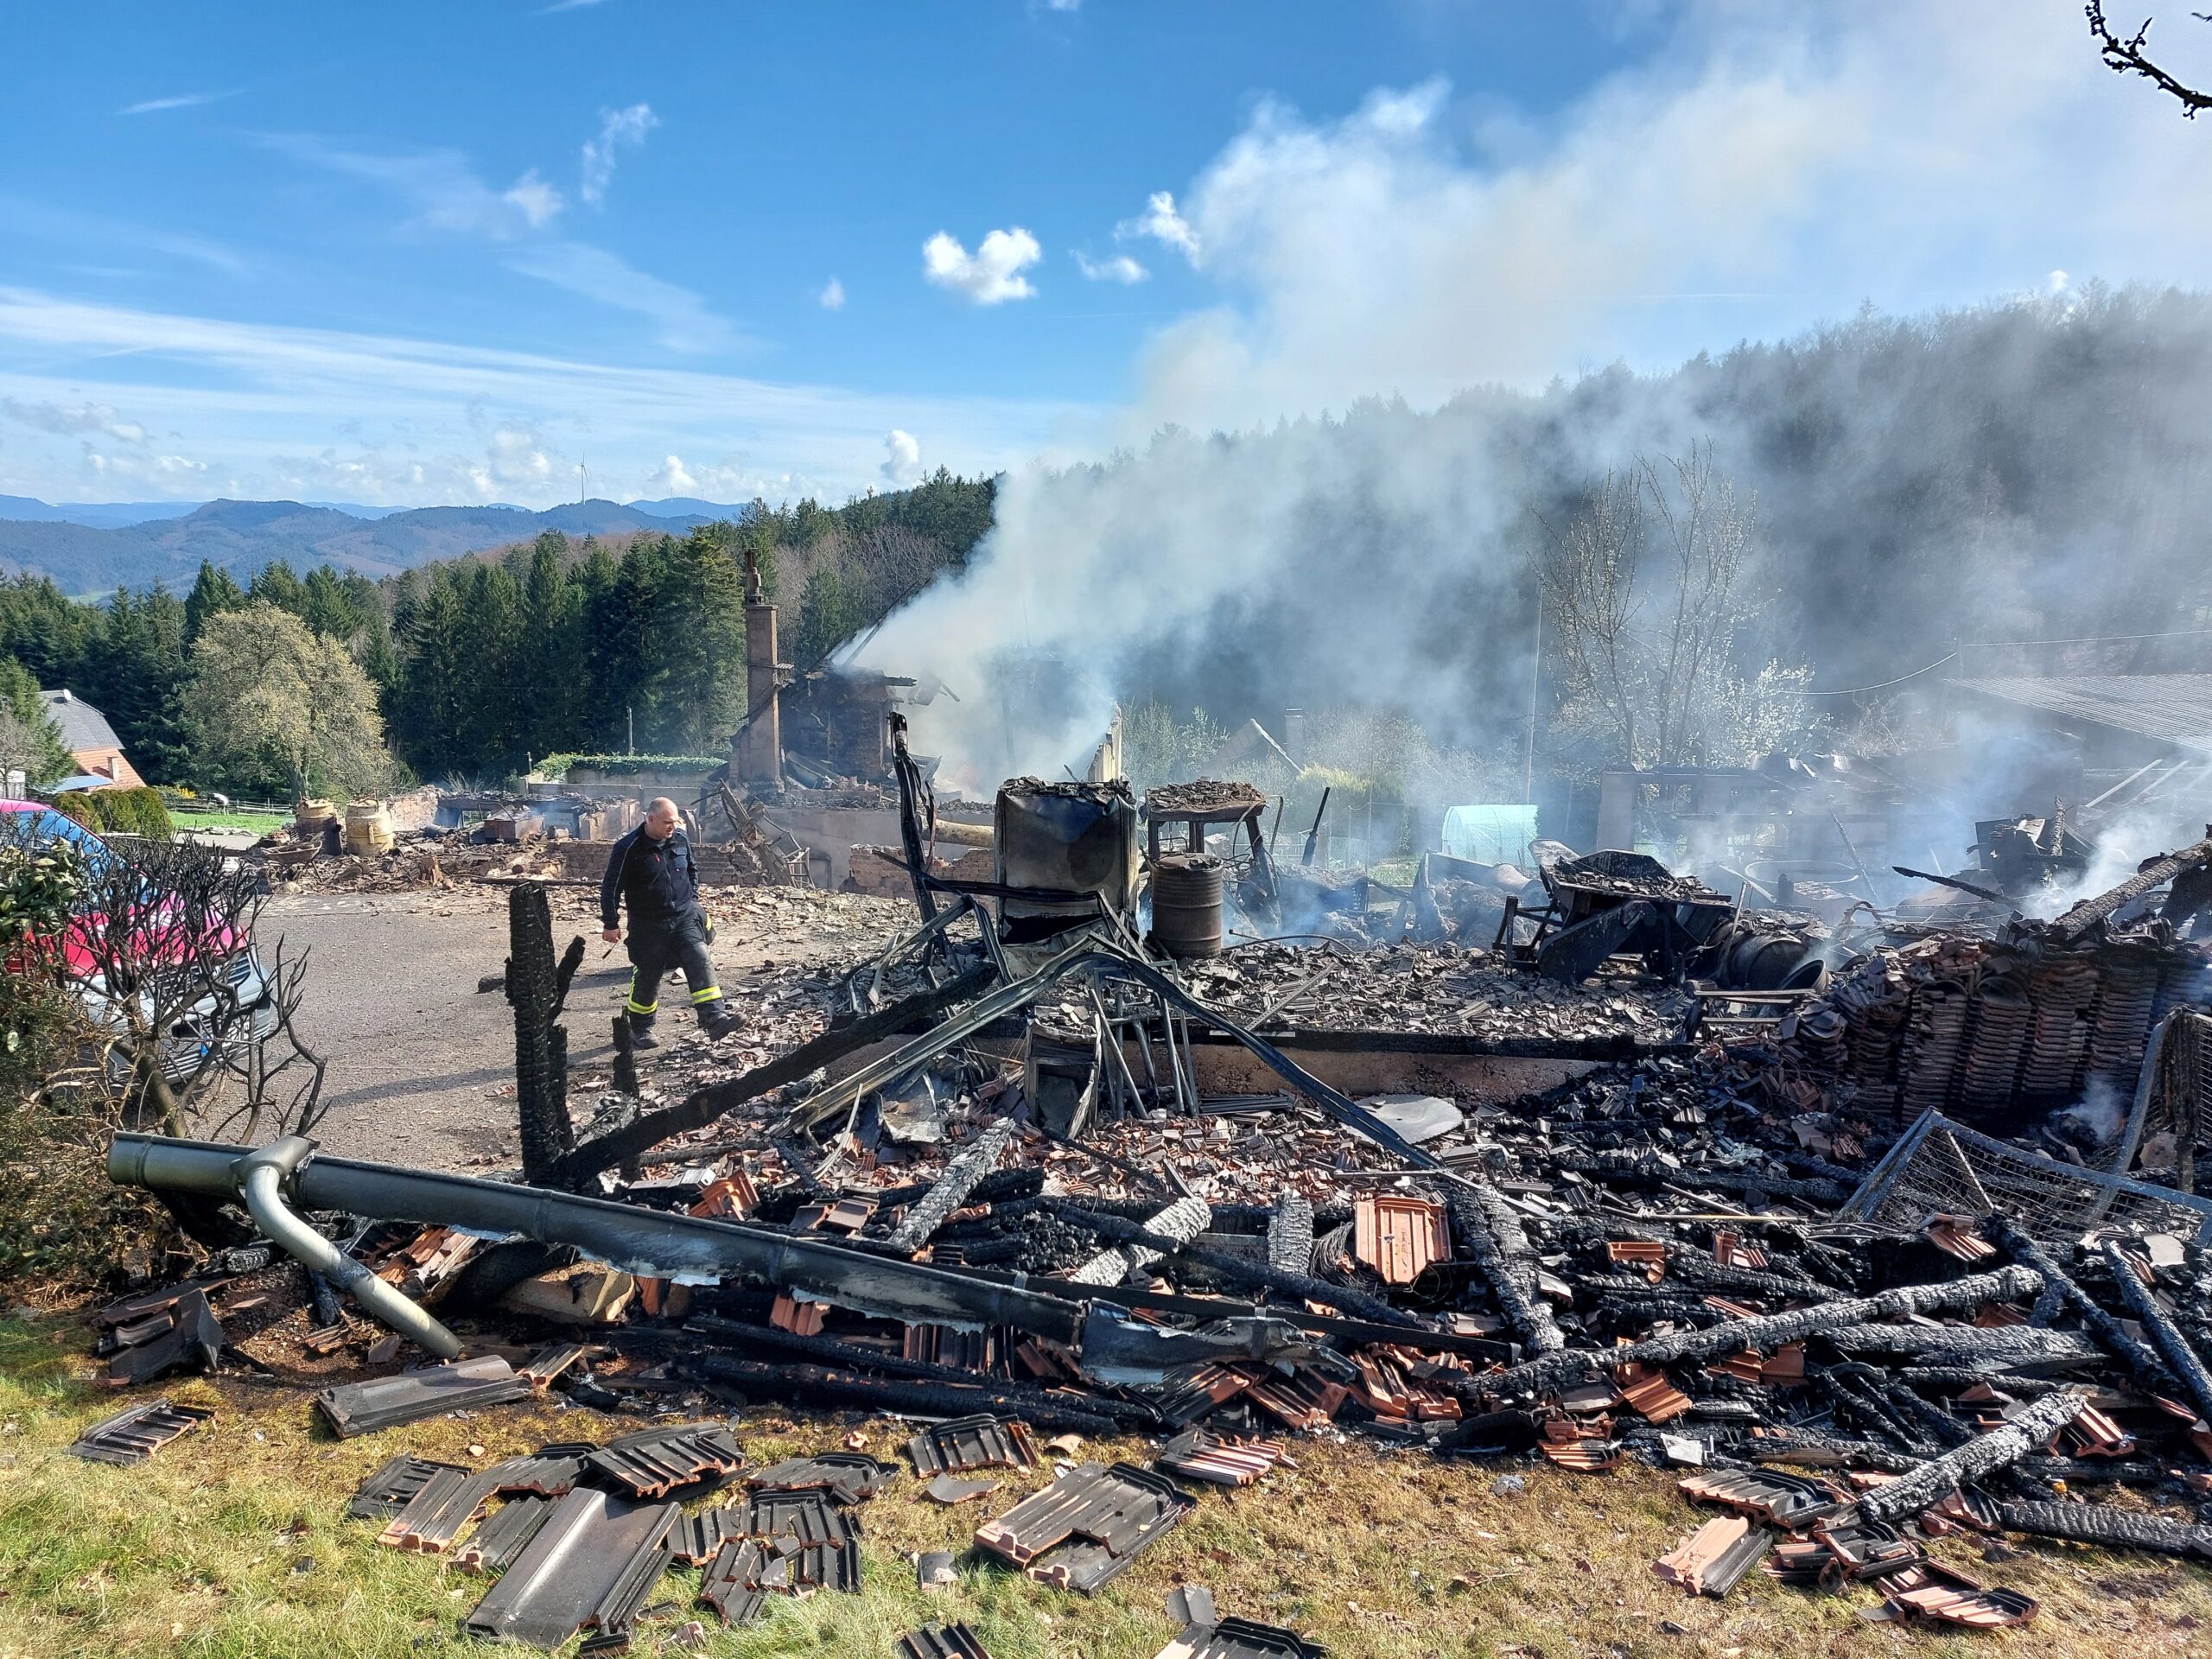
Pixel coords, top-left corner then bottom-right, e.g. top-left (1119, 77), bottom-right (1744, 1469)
top-left (2088, 2), bottom-right (2212, 117)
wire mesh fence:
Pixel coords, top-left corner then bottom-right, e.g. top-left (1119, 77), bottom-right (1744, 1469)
top-left (1843, 1109), bottom-right (2212, 1244)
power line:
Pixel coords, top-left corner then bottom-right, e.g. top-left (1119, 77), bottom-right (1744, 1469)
top-left (1801, 624), bottom-right (2212, 698)
top-left (1957, 626), bottom-right (2212, 647)
top-left (1799, 652), bottom-right (1957, 697)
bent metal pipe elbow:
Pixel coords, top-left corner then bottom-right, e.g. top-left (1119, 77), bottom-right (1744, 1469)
top-left (238, 1135), bottom-right (463, 1361)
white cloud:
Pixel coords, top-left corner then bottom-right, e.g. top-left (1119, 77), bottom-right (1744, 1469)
top-left (504, 170), bottom-right (565, 229)
top-left (1119, 190), bottom-right (1198, 261)
top-left (818, 276), bottom-right (846, 310)
top-left (2, 397), bottom-right (147, 442)
top-left (473, 427), bottom-right (556, 497)
top-left (270, 137), bottom-right (564, 239)
top-left (1122, 8), bottom-right (2212, 434)
top-left (1075, 251), bottom-right (1148, 284)
top-left (505, 243), bottom-right (734, 353)
top-left (2050, 268), bottom-right (2070, 293)
top-left (0, 286), bottom-right (1085, 508)
top-left (923, 227), bottom-right (1042, 304)
top-left (85, 448), bottom-right (206, 482)
top-left (580, 103), bottom-right (658, 207)
top-left (540, 0), bottom-right (608, 11)
top-left (648, 454), bottom-right (696, 493)
top-left (880, 429), bottom-right (923, 486)
top-left (119, 89), bottom-right (241, 117)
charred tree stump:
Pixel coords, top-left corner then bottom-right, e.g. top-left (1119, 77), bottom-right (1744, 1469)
top-left (1856, 1389), bottom-right (2088, 1524)
top-left (1489, 1265), bottom-right (2043, 1395)
top-left (505, 883), bottom-right (575, 1186)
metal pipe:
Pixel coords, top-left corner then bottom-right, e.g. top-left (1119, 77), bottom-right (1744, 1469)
top-left (111, 1133), bottom-right (1086, 1344)
top-left (236, 1135), bottom-right (463, 1359)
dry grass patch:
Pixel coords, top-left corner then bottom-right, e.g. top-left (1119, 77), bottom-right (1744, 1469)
top-left (0, 1316), bottom-right (2209, 1656)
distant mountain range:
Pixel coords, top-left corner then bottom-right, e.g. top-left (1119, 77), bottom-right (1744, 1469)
top-left (0, 495), bottom-right (748, 594)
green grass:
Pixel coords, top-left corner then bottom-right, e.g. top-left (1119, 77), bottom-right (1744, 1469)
top-left (1, 1312), bottom-right (2210, 1656)
top-left (167, 810), bottom-right (288, 835)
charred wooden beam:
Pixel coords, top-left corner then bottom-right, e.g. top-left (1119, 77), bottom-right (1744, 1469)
top-left (2051, 835), bottom-right (2212, 942)
top-left (1444, 1182), bottom-right (1566, 1356)
top-left (2101, 1237), bottom-right (2212, 1422)
top-left (885, 1119), bottom-right (1017, 1255)
top-left (1996, 1499), bottom-right (2212, 1560)
top-left (1487, 1265), bottom-right (2042, 1395)
top-left (672, 1317), bottom-right (1162, 1428)
top-left (1856, 1389), bottom-right (2088, 1524)
top-left (1986, 1217), bottom-right (2172, 1390)
top-left (505, 883), bottom-right (573, 1185)
top-left (681, 1351), bottom-right (1120, 1435)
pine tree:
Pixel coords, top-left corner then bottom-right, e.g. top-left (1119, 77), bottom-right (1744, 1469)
top-left (80, 587), bottom-right (189, 784)
top-left (520, 534), bottom-right (584, 761)
top-left (0, 655), bottom-right (73, 785)
top-left (389, 570), bottom-right (470, 781)
top-left (183, 562), bottom-right (246, 645)
top-left (249, 560), bottom-right (308, 615)
top-left (649, 524), bottom-right (747, 753)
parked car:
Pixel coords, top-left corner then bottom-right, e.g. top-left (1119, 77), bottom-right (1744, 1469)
top-left (0, 798), bottom-right (276, 1087)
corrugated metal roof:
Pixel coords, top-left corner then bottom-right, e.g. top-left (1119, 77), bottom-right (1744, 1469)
top-left (1953, 675), bottom-right (2212, 755)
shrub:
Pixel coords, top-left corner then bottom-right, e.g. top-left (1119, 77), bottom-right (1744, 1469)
top-left (49, 786), bottom-right (173, 839)
top-left (535, 753), bottom-right (721, 780)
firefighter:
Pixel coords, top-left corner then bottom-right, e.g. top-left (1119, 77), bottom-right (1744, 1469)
top-left (600, 797), bottom-right (732, 1047)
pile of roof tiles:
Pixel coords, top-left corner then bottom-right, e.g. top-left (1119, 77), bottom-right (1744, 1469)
top-left (85, 836), bottom-right (2212, 1636)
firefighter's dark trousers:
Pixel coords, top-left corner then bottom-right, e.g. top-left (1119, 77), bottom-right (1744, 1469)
top-left (624, 908), bottom-right (723, 1031)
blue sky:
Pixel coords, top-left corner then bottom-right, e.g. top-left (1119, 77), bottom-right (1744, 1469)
top-left (2, 1), bottom-right (2208, 509)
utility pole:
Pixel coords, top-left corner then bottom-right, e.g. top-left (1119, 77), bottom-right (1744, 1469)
top-left (626, 705), bottom-right (634, 755)
top-left (1523, 591), bottom-right (1542, 803)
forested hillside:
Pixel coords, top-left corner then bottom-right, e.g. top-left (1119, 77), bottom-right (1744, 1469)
top-left (0, 471), bottom-right (995, 794)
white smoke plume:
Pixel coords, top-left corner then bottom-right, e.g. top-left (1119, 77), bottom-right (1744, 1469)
top-left (867, 3), bottom-right (2212, 802)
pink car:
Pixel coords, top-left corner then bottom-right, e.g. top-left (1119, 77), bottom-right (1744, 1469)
top-left (0, 799), bottom-right (274, 1084)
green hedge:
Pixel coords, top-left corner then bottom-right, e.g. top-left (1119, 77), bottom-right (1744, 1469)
top-left (536, 753), bottom-right (722, 780)
top-left (51, 786), bottom-right (174, 839)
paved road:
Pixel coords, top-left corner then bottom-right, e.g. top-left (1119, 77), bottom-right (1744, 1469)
top-left (268, 893), bottom-right (536, 1169)
top-left (264, 884), bottom-right (903, 1173)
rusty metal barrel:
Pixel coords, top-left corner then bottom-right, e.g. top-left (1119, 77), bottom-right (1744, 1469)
top-left (1151, 853), bottom-right (1225, 958)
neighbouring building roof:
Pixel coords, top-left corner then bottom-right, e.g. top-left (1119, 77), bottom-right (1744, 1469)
top-left (38, 689), bottom-right (126, 758)
top-left (1952, 674), bottom-right (2212, 758)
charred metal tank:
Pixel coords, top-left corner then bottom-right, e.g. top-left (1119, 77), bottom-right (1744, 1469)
top-left (1151, 853), bottom-right (1225, 958)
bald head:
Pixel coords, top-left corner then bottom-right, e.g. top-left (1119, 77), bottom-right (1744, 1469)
top-left (645, 798), bottom-right (680, 841)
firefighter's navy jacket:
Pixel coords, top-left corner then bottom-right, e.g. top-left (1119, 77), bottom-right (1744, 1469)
top-left (600, 824), bottom-right (702, 933)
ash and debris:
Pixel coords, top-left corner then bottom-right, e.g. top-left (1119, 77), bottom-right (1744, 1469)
top-left (1186, 944), bottom-right (1695, 1044)
top-left (79, 810), bottom-right (2212, 1634)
